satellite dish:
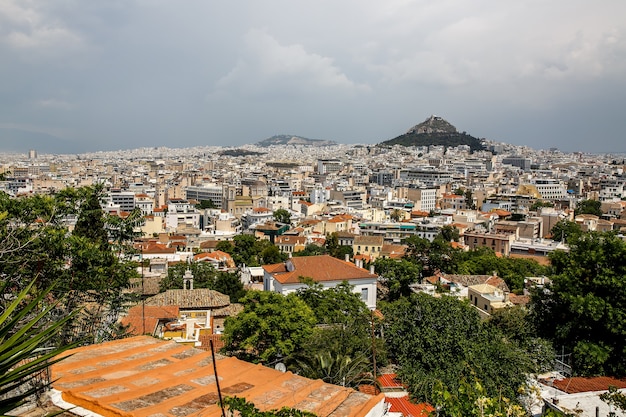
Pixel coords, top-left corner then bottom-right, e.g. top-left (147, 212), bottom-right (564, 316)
top-left (275, 362), bottom-right (287, 373)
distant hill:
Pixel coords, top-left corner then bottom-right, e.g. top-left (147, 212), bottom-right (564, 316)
top-left (219, 149), bottom-right (266, 157)
top-left (379, 115), bottom-right (486, 152)
top-left (256, 135), bottom-right (337, 147)
top-left (0, 127), bottom-right (84, 154)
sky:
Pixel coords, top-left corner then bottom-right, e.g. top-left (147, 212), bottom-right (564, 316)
top-left (1, 0), bottom-right (625, 154)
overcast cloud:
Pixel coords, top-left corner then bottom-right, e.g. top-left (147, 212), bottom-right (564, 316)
top-left (1, 0), bottom-right (625, 153)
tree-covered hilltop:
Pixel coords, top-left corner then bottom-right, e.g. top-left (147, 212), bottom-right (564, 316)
top-left (379, 115), bottom-right (486, 152)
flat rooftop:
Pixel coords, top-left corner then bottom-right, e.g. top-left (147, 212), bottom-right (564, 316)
top-left (51, 336), bottom-right (384, 417)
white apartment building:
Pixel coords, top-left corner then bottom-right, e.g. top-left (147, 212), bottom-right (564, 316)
top-left (185, 183), bottom-right (224, 208)
top-left (529, 179), bottom-right (567, 199)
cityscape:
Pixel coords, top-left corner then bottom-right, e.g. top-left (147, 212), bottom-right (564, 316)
top-left (2, 1), bottom-right (626, 416)
top-left (1, 114), bottom-right (626, 416)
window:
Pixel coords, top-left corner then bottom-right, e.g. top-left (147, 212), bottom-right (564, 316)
top-left (361, 288), bottom-right (368, 301)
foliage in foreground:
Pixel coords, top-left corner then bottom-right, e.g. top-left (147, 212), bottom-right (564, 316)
top-left (222, 396), bottom-right (315, 417)
top-left (429, 379), bottom-right (526, 417)
top-left (0, 280), bottom-right (77, 414)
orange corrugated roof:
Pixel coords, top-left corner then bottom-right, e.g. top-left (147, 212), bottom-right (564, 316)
top-left (377, 374), bottom-right (404, 389)
top-left (51, 336), bottom-right (384, 417)
top-left (551, 376), bottom-right (626, 394)
top-left (386, 397), bottom-right (434, 417)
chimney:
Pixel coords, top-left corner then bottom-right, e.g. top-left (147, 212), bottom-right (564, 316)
top-left (370, 265), bottom-right (375, 275)
top-left (345, 254), bottom-right (350, 262)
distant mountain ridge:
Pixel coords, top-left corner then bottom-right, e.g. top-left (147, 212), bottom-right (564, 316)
top-left (380, 115), bottom-right (486, 152)
top-left (0, 127), bottom-right (85, 154)
top-left (256, 135), bottom-right (337, 147)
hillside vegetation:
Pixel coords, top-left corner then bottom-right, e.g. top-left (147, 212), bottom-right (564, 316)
top-left (380, 115), bottom-right (486, 152)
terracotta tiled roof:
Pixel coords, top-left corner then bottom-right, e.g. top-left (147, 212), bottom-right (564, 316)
top-left (211, 303), bottom-right (244, 317)
top-left (263, 255), bottom-right (376, 284)
top-left (450, 241), bottom-right (465, 250)
top-left (443, 274), bottom-right (510, 292)
top-left (145, 289), bottom-right (231, 309)
top-left (385, 397), bottom-right (434, 417)
top-left (194, 251), bottom-right (235, 267)
top-left (509, 293), bottom-right (530, 306)
top-left (142, 243), bottom-right (176, 254)
top-left (121, 305), bottom-right (179, 336)
top-left (199, 240), bottom-right (220, 249)
top-left (253, 207), bottom-right (272, 213)
top-left (491, 209), bottom-right (512, 217)
top-left (354, 235), bottom-right (384, 246)
top-left (381, 244), bottom-right (407, 259)
top-left (551, 376), bottom-right (626, 394)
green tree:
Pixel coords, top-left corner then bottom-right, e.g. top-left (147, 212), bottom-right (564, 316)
top-left (487, 307), bottom-right (555, 373)
top-left (530, 200), bottom-right (554, 211)
top-left (403, 235), bottom-right (459, 274)
top-left (160, 263), bottom-right (246, 301)
top-left (374, 258), bottom-right (422, 301)
top-left (293, 282), bottom-right (384, 385)
top-left (214, 271), bottom-right (247, 302)
top-left (293, 243), bottom-right (327, 257)
top-left (294, 351), bottom-right (373, 388)
top-left (390, 208), bottom-right (404, 222)
top-left (260, 243), bottom-right (286, 264)
top-left (0, 187), bottom-right (138, 345)
top-left (438, 225), bottom-right (460, 242)
top-left (430, 378), bottom-right (527, 417)
top-left (273, 209), bottom-right (292, 225)
top-left (160, 262), bottom-right (218, 291)
top-left (324, 232), bottom-right (352, 259)
top-left (531, 231), bottom-right (626, 375)
top-left (222, 291), bottom-right (316, 363)
top-left (550, 219), bottom-right (582, 242)
top-left (222, 396), bottom-right (315, 417)
top-left (296, 281), bottom-right (369, 325)
top-left (383, 294), bottom-right (531, 404)
top-left (215, 240), bottom-right (234, 253)
top-left (106, 207), bottom-right (145, 258)
top-left (574, 199), bottom-right (602, 217)
top-left (73, 184), bottom-right (108, 245)
top-left (195, 199), bottom-right (217, 209)
top-left (600, 386), bottom-right (626, 416)
top-left (231, 234), bottom-right (261, 266)
top-left (454, 247), bottom-right (548, 293)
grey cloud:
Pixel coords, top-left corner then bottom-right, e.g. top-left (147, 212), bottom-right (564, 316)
top-left (0, 0), bottom-right (625, 152)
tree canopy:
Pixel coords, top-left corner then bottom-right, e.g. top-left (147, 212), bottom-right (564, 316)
top-left (531, 231), bottom-right (626, 376)
top-left (574, 199), bottom-right (602, 217)
top-left (0, 186), bottom-right (139, 345)
top-left (222, 291), bottom-right (316, 364)
top-left (272, 208), bottom-right (291, 225)
top-left (382, 294), bottom-right (532, 404)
